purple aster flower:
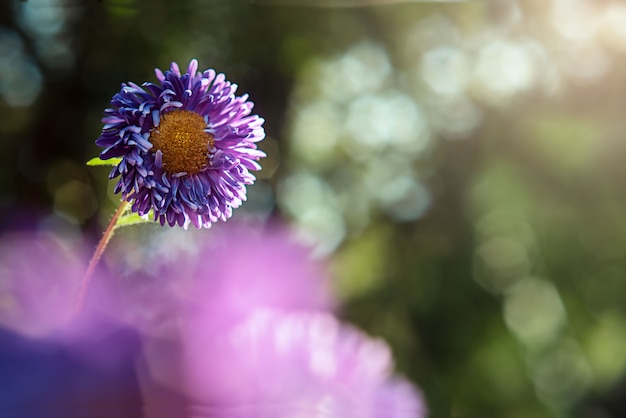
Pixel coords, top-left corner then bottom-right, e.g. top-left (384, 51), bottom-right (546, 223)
top-left (96, 60), bottom-right (266, 228)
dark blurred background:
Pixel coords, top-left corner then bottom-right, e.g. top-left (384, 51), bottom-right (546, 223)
top-left (3, 0), bottom-right (626, 417)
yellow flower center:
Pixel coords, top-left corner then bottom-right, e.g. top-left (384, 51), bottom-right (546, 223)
top-left (149, 110), bottom-right (214, 175)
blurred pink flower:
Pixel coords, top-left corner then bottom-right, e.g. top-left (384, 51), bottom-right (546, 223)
top-left (124, 224), bottom-right (426, 417)
top-left (0, 232), bottom-right (89, 337)
top-left (0, 229), bottom-right (133, 354)
top-left (114, 223), bottom-right (335, 337)
top-left (0, 231), bottom-right (143, 416)
top-left (185, 225), bottom-right (335, 331)
top-left (178, 309), bottom-right (426, 418)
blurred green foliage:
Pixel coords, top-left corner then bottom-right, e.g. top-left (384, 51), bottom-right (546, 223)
top-left (3, 0), bottom-right (626, 417)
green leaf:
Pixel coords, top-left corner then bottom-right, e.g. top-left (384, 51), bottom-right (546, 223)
top-left (86, 157), bottom-right (122, 167)
top-left (114, 210), bottom-right (155, 228)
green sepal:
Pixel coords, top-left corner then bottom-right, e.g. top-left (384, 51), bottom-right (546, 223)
top-left (86, 157), bottom-right (122, 167)
top-left (115, 210), bottom-right (155, 228)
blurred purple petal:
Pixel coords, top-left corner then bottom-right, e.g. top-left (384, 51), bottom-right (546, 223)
top-left (113, 224), bottom-right (335, 336)
top-left (0, 232), bottom-right (143, 416)
top-left (119, 224), bottom-right (425, 417)
top-left (0, 232), bottom-right (86, 336)
top-left (140, 309), bottom-right (426, 417)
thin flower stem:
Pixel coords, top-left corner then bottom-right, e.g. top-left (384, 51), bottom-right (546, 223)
top-left (73, 200), bottom-right (128, 313)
